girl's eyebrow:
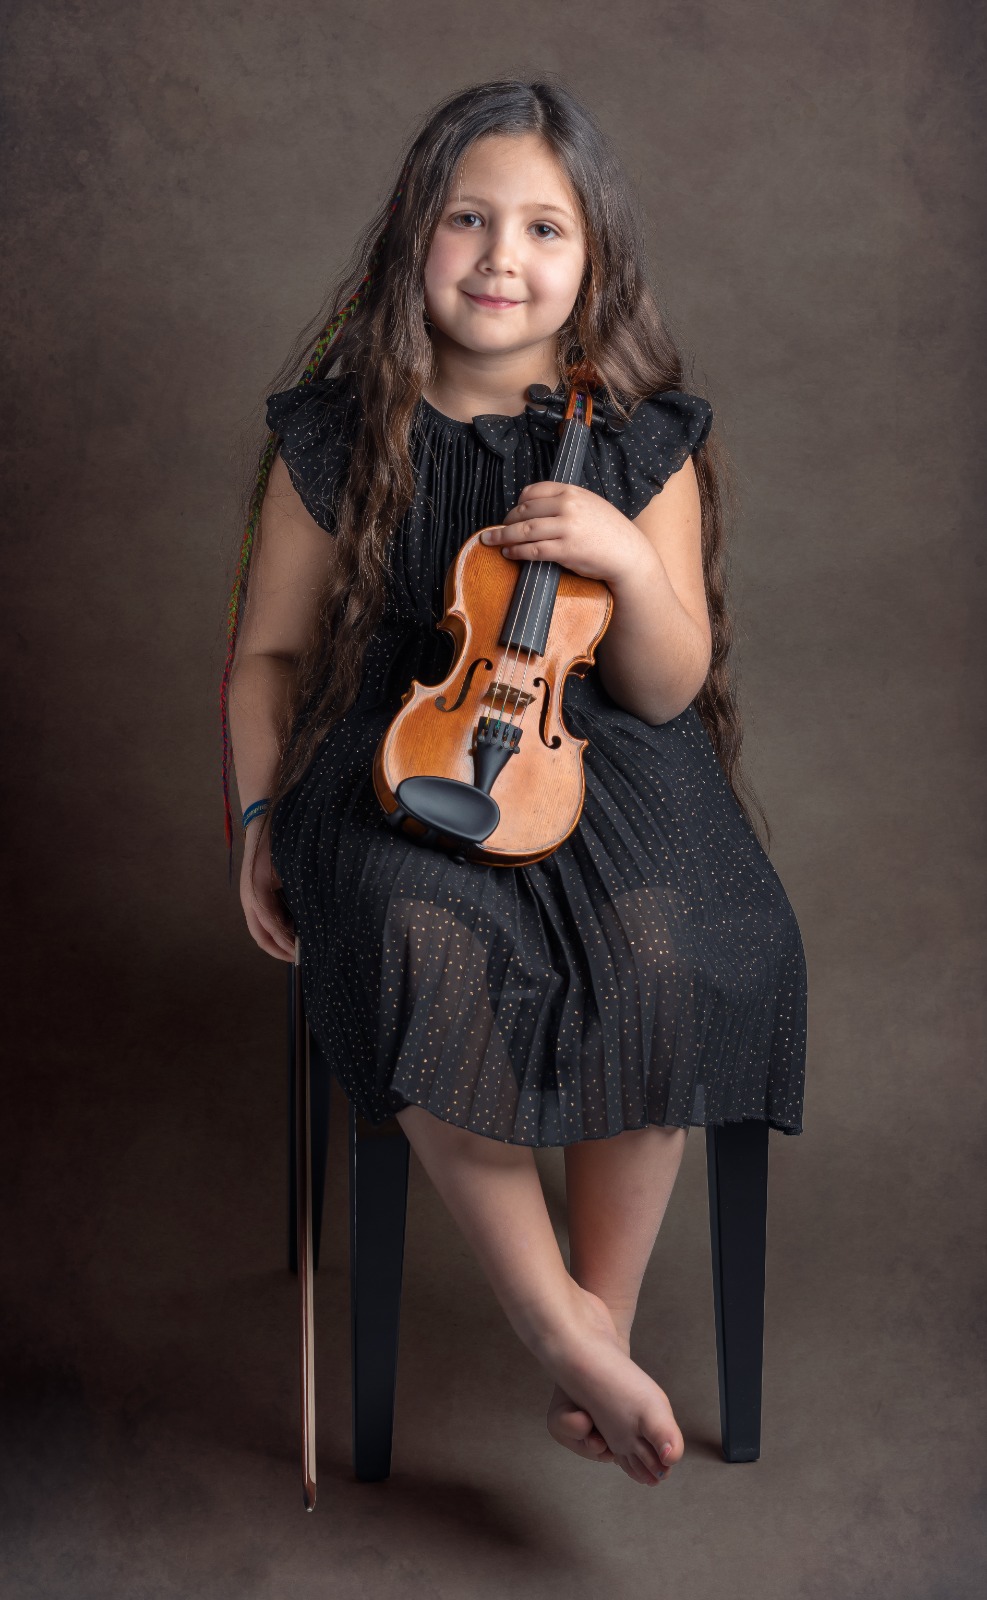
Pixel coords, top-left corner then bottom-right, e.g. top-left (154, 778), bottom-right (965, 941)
top-left (449, 193), bottom-right (576, 221)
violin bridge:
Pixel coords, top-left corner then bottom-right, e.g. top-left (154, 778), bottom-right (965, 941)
top-left (482, 681), bottom-right (533, 717)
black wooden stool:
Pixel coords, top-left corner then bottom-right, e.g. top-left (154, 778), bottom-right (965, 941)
top-left (286, 947), bottom-right (769, 1506)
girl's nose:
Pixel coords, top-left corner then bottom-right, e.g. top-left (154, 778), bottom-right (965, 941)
top-left (477, 230), bottom-right (519, 275)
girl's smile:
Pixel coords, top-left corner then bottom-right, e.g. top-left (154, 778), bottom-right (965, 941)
top-left (463, 290), bottom-right (525, 308)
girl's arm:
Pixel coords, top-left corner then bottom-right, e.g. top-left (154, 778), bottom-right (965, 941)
top-left (228, 453), bottom-right (336, 958)
top-left (594, 456), bottom-right (712, 726)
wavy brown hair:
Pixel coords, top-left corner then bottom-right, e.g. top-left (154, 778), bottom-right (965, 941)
top-left (225, 77), bottom-right (770, 892)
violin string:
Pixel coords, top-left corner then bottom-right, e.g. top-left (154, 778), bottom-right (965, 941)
top-left (491, 410), bottom-right (580, 724)
top-left (506, 400), bottom-right (585, 718)
top-left (509, 412), bottom-right (581, 709)
top-left (493, 395), bottom-right (586, 729)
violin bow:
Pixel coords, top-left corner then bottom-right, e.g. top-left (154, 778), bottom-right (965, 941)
top-left (293, 935), bottom-right (317, 1509)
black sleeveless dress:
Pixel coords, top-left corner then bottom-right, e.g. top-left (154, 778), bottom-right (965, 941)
top-left (265, 375), bottom-right (807, 1146)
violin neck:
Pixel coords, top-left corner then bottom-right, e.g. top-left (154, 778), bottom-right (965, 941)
top-left (497, 394), bottom-right (592, 660)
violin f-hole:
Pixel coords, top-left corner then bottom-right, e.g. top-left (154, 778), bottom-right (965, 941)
top-left (534, 676), bottom-right (561, 749)
top-left (434, 655), bottom-right (492, 712)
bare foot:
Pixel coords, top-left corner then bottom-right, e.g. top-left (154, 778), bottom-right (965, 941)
top-left (534, 1286), bottom-right (685, 1487)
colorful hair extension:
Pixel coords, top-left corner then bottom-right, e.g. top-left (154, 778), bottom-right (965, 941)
top-left (220, 176), bottom-right (405, 885)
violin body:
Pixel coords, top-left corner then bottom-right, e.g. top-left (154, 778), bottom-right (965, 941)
top-left (372, 526), bottom-right (612, 865)
top-left (373, 377), bottom-right (616, 868)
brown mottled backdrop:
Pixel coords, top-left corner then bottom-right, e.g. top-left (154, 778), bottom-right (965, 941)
top-left (2, 3), bottom-right (984, 1596)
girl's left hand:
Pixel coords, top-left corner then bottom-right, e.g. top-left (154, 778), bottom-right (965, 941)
top-left (482, 482), bottom-right (645, 588)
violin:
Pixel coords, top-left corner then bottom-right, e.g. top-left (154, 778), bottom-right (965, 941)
top-left (372, 370), bottom-right (619, 867)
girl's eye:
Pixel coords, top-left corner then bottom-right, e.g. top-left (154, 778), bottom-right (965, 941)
top-left (447, 213), bottom-right (560, 239)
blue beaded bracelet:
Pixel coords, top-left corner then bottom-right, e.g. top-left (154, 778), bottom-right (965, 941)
top-left (241, 797), bottom-right (271, 829)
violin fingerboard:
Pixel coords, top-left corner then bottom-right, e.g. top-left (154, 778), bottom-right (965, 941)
top-left (549, 415), bottom-right (590, 487)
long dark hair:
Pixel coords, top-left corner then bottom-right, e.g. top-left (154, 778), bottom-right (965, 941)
top-left (221, 77), bottom-right (770, 890)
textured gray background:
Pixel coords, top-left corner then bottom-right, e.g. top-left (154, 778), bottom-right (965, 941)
top-left (2, 2), bottom-right (984, 1596)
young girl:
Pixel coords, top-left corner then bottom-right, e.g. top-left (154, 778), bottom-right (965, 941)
top-left (221, 79), bottom-right (807, 1489)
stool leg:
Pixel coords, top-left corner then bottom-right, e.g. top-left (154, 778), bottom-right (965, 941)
top-left (705, 1117), bottom-right (769, 1462)
top-left (349, 1106), bottom-right (410, 1482)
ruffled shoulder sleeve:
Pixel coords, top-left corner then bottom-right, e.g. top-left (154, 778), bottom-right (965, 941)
top-left (584, 389), bottom-right (713, 521)
top-left (264, 374), bottom-right (360, 536)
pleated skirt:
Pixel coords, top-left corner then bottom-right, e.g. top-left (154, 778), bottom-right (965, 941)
top-left (271, 664), bottom-right (807, 1147)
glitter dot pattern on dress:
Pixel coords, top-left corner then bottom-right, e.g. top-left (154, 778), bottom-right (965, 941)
top-left (263, 375), bottom-right (808, 1147)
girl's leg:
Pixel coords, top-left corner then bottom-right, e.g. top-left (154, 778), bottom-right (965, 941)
top-left (548, 1124), bottom-right (689, 1459)
top-left (394, 1102), bottom-right (685, 1485)
top-left (566, 1122), bottom-right (689, 1338)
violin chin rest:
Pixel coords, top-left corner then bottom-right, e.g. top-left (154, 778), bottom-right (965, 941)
top-left (394, 775), bottom-right (501, 846)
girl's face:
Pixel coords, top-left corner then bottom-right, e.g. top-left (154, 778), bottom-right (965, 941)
top-left (423, 132), bottom-right (587, 367)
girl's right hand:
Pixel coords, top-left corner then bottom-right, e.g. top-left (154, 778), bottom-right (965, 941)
top-left (240, 822), bottom-right (296, 961)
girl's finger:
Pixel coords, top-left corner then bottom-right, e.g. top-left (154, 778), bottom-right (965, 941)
top-left (244, 903), bottom-right (289, 960)
top-left (263, 915), bottom-right (296, 956)
top-left (251, 898), bottom-right (296, 957)
top-left (257, 925), bottom-right (294, 961)
top-left (503, 496), bottom-right (560, 524)
top-left (502, 540), bottom-right (563, 561)
top-left (511, 479), bottom-right (562, 501)
top-left (503, 545), bottom-right (543, 560)
top-left (485, 521), bottom-right (562, 548)
top-left (258, 883), bottom-right (293, 927)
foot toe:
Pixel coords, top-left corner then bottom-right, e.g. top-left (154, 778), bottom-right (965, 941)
top-left (615, 1452), bottom-right (656, 1486)
top-left (548, 1393), bottom-right (614, 1461)
top-left (551, 1406), bottom-right (595, 1441)
top-left (635, 1438), bottom-right (665, 1477)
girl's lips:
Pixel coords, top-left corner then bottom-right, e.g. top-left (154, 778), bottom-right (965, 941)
top-left (464, 291), bottom-right (522, 308)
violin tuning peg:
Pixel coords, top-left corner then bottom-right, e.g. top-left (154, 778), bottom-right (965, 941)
top-left (525, 384), bottom-right (568, 429)
top-left (587, 396), bottom-right (629, 433)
